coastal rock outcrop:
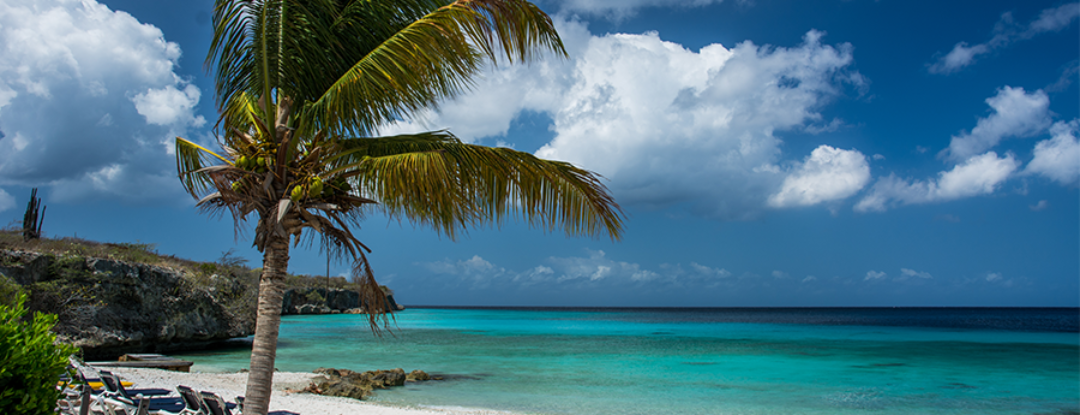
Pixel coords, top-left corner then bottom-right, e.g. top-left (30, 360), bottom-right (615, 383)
top-left (281, 287), bottom-right (404, 315)
top-left (0, 250), bottom-right (254, 359)
top-left (298, 367), bottom-right (437, 400)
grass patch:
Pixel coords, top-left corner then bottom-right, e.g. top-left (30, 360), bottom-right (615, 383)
top-left (0, 229), bottom-right (189, 271)
top-left (0, 228), bottom-right (382, 319)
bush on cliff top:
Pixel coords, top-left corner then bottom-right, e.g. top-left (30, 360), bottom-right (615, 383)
top-left (0, 274), bottom-right (20, 307)
top-left (0, 293), bottom-right (78, 415)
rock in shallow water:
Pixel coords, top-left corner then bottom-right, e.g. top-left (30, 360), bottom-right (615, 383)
top-left (304, 367), bottom-right (437, 400)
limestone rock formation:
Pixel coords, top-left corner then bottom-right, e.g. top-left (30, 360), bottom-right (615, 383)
top-left (301, 367), bottom-right (437, 400)
top-left (0, 250), bottom-right (254, 359)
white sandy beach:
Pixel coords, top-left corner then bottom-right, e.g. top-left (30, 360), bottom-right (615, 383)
top-left (105, 367), bottom-right (519, 415)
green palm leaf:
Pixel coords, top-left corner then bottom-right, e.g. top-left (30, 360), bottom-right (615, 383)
top-left (181, 2), bottom-right (614, 413)
top-left (331, 133), bottom-right (623, 239)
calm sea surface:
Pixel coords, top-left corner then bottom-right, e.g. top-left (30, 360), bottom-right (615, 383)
top-left (174, 307), bottom-right (1080, 415)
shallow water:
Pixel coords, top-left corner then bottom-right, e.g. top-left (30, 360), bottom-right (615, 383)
top-left (175, 308), bottom-right (1080, 415)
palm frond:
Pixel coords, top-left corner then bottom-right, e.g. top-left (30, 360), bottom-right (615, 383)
top-left (176, 137), bottom-right (233, 197)
top-left (302, 0), bottom-right (565, 138)
top-left (195, 1), bottom-right (603, 340)
top-left (445, 0), bottom-right (566, 64)
top-left (207, 0), bottom-right (258, 112)
top-left (332, 135), bottom-right (623, 240)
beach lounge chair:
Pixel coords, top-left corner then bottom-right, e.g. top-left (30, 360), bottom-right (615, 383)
top-left (59, 357), bottom-right (109, 415)
top-left (99, 371), bottom-right (173, 399)
top-left (198, 391), bottom-right (234, 415)
top-left (56, 382), bottom-right (96, 415)
top-left (176, 385), bottom-right (214, 415)
top-left (98, 371), bottom-right (185, 415)
top-left (68, 355), bottom-right (133, 391)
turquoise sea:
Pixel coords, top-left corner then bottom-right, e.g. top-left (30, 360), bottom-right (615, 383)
top-left (174, 307), bottom-right (1080, 415)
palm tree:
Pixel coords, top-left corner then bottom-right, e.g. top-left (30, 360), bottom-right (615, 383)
top-left (175, 1), bottom-right (622, 414)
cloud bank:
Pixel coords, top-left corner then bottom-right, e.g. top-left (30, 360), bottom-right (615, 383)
top-left (857, 87), bottom-right (1077, 213)
top-left (856, 152), bottom-right (1020, 212)
top-left (382, 22), bottom-right (867, 219)
top-left (0, 0), bottom-right (205, 203)
top-left (404, 252), bottom-right (1020, 304)
top-left (549, 0), bottom-right (728, 20)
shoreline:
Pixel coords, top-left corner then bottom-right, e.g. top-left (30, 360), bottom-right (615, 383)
top-left (104, 367), bottom-right (521, 415)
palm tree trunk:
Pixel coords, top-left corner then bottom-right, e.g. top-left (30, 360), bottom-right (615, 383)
top-left (244, 233), bottom-right (290, 415)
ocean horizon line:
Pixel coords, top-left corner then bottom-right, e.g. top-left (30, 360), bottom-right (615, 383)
top-left (404, 305), bottom-right (1080, 310)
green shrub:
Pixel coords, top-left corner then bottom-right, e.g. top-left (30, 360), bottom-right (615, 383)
top-left (0, 274), bottom-right (20, 307)
top-left (0, 293), bottom-right (78, 415)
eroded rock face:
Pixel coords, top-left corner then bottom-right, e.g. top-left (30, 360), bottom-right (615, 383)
top-left (0, 250), bottom-right (254, 360)
top-left (303, 367), bottom-right (437, 400)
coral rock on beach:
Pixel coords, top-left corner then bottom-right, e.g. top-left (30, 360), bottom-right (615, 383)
top-left (303, 367), bottom-right (436, 400)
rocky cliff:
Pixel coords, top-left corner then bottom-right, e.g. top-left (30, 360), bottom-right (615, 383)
top-left (0, 249), bottom-right (254, 359)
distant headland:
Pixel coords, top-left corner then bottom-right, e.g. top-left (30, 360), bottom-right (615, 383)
top-left (0, 230), bottom-right (401, 359)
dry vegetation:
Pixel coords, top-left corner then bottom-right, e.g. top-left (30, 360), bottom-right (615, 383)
top-left (0, 227), bottom-right (374, 293)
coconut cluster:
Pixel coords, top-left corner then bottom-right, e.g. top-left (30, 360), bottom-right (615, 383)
top-left (290, 176), bottom-right (352, 202)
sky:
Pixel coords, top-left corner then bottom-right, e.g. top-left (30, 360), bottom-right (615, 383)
top-left (0, 0), bottom-right (1077, 307)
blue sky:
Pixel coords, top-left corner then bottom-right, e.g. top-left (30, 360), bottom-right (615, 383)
top-left (0, 0), bottom-right (1076, 307)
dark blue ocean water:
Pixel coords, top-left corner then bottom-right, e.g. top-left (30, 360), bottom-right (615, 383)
top-left (175, 307), bottom-right (1080, 415)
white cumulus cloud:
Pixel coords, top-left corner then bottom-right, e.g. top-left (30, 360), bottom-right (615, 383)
top-left (931, 42), bottom-right (991, 74)
top-left (1025, 120), bottom-right (1080, 185)
top-left (132, 84), bottom-right (204, 127)
top-left (548, 249), bottom-right (660, 282)
top-left (768, 145), bottom-right (870, 208)
top-left (865, 270), bottom-right (886, 281)
top-left (690, 262), bottom-right (732, 279)
top-left (552, 0), bottom-right (727, 20)
top-left (856, 152), bottom-right (1019, 212)
top-left (381, 23), bottom-right (864, 219)
top-left (1029, 3), bottom-right (1080, 34)
top-left (852, 86), bottom-right (1072, 213)
top-left (0, 187), bottom-right (13, 213)
top-left (424, 255), bottom-right (501, 276)
top-left (420, 251), bottom-right (743, 290)
top-left (0, 0), bottom-right (204, 203)
top-left (942, 87), bottom-right (1051, 161)
top-left (929, 3), bottom-right (1080, 74)
top-left (900, 268), bottom-right (933, 280)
